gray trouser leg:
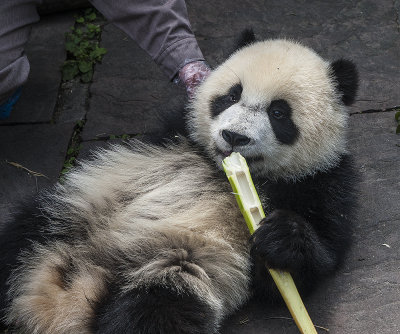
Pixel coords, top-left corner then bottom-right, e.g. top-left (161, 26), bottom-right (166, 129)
top-left (0, 0), bottom-right (42, 103)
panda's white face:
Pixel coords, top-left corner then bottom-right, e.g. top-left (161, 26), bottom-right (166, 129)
top-left (188, 39), bottom-right (350, 181)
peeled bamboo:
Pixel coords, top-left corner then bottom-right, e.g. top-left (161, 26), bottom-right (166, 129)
top-left (222, 152), bottom-right (317, 334)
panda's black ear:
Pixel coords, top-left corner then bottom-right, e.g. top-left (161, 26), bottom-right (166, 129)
top-left (330, 59), bottom-right (359, 106)
top-left (234, 28), bottom-right (256, 51)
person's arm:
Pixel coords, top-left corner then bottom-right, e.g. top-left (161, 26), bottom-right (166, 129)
top-left (90, 0), bottom-right (210, 97)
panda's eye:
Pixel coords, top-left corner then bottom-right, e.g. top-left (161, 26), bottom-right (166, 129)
top-left (272, 109), bottom-right (284, 119)
top-left (210, 83), bottom-right (243, 118)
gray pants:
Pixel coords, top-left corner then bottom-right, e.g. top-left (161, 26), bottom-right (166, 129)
top-left (0, 0), bottom-right (204, 103)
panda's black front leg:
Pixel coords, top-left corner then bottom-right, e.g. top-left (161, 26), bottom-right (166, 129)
top-left (250, 209), bottom-right (336, 293)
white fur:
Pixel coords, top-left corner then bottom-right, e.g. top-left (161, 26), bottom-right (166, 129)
top-left (188, 39), bottom-right (348, 180)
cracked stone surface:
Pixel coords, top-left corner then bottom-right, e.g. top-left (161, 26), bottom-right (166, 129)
top-left (188, 0), bottom-right (400, 112)
top-left (1, 13), bottom-right (74, 124)
top-left (57, 79), bottom-right (88, 124)
top-left (0, 123), bottom-right (74, 219)
top-left (0, 1), bottom-right (399, 333)
top-left (81, 24), bottom-right (186, 140)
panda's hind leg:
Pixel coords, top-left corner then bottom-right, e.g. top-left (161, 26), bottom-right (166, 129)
top-left (92, 227), bottom-right (251, 334)
top-left (93, 276), bottom-right (218, 334)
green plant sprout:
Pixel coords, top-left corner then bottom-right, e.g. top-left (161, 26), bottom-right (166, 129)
top-left (62, 8), bottom-right (107, 83)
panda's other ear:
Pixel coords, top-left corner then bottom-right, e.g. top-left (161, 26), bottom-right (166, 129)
top-left (330, 59), bottom-right (359, 106)
top-left (234, 28), bottom-right (256, 51)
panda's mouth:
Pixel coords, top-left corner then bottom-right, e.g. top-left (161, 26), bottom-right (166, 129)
top-left (216, 148), bottom-right (233, 158)
top-left (216, 148), bottom-right (264, 165)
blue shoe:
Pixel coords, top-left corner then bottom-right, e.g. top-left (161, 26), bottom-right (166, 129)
top-left (0, 87), bottom-right (22, 120)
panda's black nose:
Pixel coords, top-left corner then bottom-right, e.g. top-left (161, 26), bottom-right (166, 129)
top-left (222, 130), bottom-right (251, 147)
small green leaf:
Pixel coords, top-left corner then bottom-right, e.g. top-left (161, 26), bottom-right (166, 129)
top-left (76, 120), bottom-right (85, 128)
top-left (62, 61), bottom-right (79, 81)
top-left (72, 36), bottom-right (82, 45)
top-left (84, 8), bottom-right (93, 15)
top-left (90, 47), bottom-right (107, 60)
top-left (65, 41), bottom-right (77, 53)
top-left (85, 12), bottom-right (97, 21)
top-left (396, 124), bottom-right (400, 134)
top-left (97, 47), bottom-right (107, 55)
top-left (87, 23), bottom-right (100, 34)
top-left (81, 69), bottom-right (93, 83)
top-left (395, 111), bottom-right (400, 122)
top-left (79, 40), bottom-right (90, 49)
top-left (60, 169), bottom-right (69, 175)
top-left (78, 60), bottom-right (92, 73)
top-left (76, 17), bottom-right (85, 23)
top-left (109, 134), bottom-right (117, 139)
top-left (121, 134), bottom-right (130, 140)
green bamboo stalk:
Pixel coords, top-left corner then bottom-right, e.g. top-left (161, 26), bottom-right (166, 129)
top-left (222, 152), bottom-right (317, 334)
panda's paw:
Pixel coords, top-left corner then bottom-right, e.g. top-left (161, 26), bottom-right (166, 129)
top-left (250, 209), bottom-right (309, 273)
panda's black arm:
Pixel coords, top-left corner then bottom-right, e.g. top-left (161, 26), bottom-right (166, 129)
top-left (251, 154), bottom-right (358, 294)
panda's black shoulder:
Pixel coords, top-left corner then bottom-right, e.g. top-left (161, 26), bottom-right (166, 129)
top-left (258, 154), bottom-right (359, 218)
top-left (0, 197), bottom-right (47, 257)
top-left (140, 96), bottom-right (188, 146)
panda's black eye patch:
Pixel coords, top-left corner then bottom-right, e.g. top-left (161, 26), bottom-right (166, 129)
top-left (210, 83), bottom-right (242, 118)
top-left (268, 100), bottom-right (291, 119)
top-left (267, 99), bottom-right (299, 145)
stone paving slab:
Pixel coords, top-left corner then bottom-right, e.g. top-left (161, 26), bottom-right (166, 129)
top-left (188, 0), bottom-right (400, 112)
top-left (57, 79), bottom-right (88, 124)
top-left (349, 112), bottom-right (400, 221)
top-left (2, 13), bottom-right (74, 124)
top-left (81, 24), bottom-right (186, 140)
top-left (0, 122), bottom-right (74, 219)
top-left (82, 76), bottom-right (185, 139)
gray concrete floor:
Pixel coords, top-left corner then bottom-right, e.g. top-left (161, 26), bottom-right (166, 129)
top-left (0, 1), bottom-right (399, 333)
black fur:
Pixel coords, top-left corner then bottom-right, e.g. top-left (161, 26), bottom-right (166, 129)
top-left (251, 154), bottom-right (358, 297)
top-left (267, 99), bottom-right (299, 145)
top-left (210, 83), bottom-right (243, 118)
top-left (92, 284), bottom-right (217, 334)
top-left (142, 97), bottom-right (188, 145)
top-left (0, 197), bottom-right (66, 322)
top-left (235, 28), bottom-right (256, 51)
top-left (330, 59), bottom-right (358, 106)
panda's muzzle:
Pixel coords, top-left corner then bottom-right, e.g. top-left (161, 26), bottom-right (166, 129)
top-left (221, 130), bottom-right (251, 147)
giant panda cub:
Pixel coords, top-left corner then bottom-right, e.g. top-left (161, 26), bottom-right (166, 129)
top-left (0, 31), bottom-right (358, 333)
